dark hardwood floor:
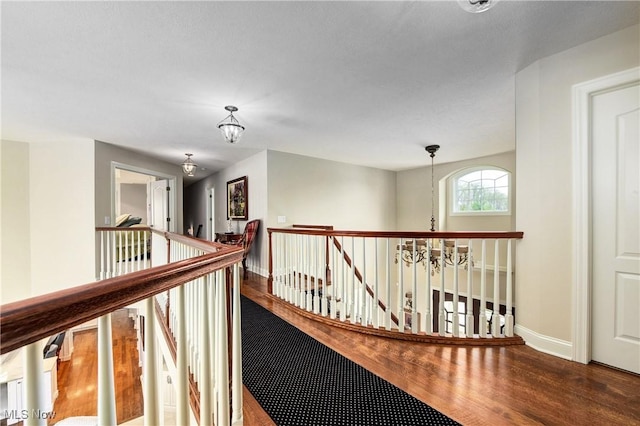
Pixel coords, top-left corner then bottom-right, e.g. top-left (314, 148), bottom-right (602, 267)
top-left (52, 273), bottom-right (640, 425)
top-left (241, 272), bottom-right (640, 426)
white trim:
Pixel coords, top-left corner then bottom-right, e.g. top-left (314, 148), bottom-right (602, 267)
top-left (515, 324), bottom-right (573, 360)
top-left (449, 166), bottom-right (512, 216)
top-left (572, 67), bottom-right (640, 364)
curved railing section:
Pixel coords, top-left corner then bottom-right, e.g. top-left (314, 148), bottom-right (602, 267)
top-left (268, 227), bottom-right (524, 345)
top-left (1, 228), bottom-right (244, 426)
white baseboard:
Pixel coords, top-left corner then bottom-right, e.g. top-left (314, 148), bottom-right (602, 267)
top-left (515, 324), bottom-right (573, 360)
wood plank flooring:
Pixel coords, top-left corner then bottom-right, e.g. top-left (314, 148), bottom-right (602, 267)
top-left (52, 309), bottom-right (143, 425)
top-left (51, 273), bottom-right (640, 425)
top-left (241, 273), bottom-right (640, 426)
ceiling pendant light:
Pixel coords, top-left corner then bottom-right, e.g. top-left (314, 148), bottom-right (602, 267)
top-left (217, 105), bottom-right (245, 144)
top-left (457, 0), bottom-right (499, 13)
top-left (182, 153), bottom-right (197, 177)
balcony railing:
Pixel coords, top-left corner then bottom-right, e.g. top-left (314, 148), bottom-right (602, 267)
top-left (0, 228), bottom-right (244, 426)
top-left (268, 226), bottom-right (524, 345)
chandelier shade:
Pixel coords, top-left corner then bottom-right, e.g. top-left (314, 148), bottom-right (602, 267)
top-left (182, 153), bottom-right (197, 176)
top-left (217, 105), bottom-right (245, 144)
top-left (457, 0), bottom-right (500, 13)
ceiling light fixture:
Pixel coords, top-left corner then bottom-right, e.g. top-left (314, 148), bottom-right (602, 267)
top-left (395, 145), bottom-right (470, 274)
top-left (457, 0), bottom-right (499, 13)
top-left (217, 105), bottom-right (245, 144)
top-left (182, 153), bottom-right (197, 177)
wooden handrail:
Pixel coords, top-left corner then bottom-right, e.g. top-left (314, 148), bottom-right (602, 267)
top-left (0, 244), bottom-right (243, 354)
top-left (268, 228), bottom-right (524, 239)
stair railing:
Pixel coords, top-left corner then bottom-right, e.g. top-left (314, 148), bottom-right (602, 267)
top-left (268, 228), bottom-right (524, 345)
top-left (0, 228), bottom-right (243, 426)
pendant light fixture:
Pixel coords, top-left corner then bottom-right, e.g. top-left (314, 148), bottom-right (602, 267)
top-left (217, 105), bottom-right (245, 144)
top-left (457, 0), bottom-right (500, 13)
top-left (182, 153), bottom-right (197, 177)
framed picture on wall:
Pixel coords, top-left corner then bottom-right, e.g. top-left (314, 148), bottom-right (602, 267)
top-left (227, 176), bottom-right (248, 220)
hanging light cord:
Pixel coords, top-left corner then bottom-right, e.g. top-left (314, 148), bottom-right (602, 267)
top-left (430, 153), bottom-right (436, 231)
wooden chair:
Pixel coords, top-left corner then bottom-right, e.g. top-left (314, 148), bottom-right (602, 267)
top-left (227, 219), bottom-right (260, 278)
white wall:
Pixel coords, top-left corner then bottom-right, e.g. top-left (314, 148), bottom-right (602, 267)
top-left (515, 24), bottom-right (639, 353)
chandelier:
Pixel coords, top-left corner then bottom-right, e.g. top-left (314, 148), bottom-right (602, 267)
top-left (395, 145), bottom-right (470, 274)
top-left (182, 153), bottom-right (197, 177)
top-left (457, 0), bottom-right (500, 13)
top-left (218, 105), bottom-right (245, 144)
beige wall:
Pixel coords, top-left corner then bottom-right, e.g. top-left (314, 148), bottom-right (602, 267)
top-left (515, 24), bottom-right (639, 349)
top-left (1, 140), bottom-right (31, 303)
top-left (267, 150), bottom-right (397, 231)
top-left (1, 139), bottom-right (96, 301)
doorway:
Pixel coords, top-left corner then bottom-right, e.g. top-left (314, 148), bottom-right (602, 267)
top-left (111, 162), bottom-right (177, 232)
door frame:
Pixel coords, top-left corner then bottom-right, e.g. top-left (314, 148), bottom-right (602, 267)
top-left (572, 67), bottom-right (639, 364)
top-left (110, 161), bottom-right (177, 232)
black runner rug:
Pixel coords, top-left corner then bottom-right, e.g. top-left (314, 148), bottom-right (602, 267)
top-left (241, 296), bottom-right (460, 426)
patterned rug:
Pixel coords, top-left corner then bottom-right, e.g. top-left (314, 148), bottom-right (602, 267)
top-left (241, 296), bottom-right (460, 426)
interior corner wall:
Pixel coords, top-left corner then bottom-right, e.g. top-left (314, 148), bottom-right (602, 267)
top-left (515, 24), bottom-right (639, 351)
top-left (1, 140), bottom-right (31, 303)
top-left (29, 140), bottom-right (96, 295)
top-left (94, 141), bottom-right (184, 233)
top-left (184, 151), bottom-right (269, 275)
top-left (396, 151), bottom-right (516, 231)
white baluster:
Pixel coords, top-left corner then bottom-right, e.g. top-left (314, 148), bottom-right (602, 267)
top-left (321, 235), bottom-right (328, 317)
top-left (350, 237), bottom-right (355, 321)
top-left (466, 240), bottom-right (474, 337)
top-left (209, 272), bottom-right (218, 425)
top-left (505, 239), bottom-right (514, 336)
top-left (385, 238), bottom-right (391, 330)
top-left (411, 239), bottom-right (417, 334)
top-left (339, 235), bottom-right (347, 321)
top-left (398, 238), bottom-right (404, 331)
top-left (144, 298), bottom-right (159, 425)
top-left (438, 239), bottom-right (446, 336)
top-left (373, 238), bottom-right (379, 328)
top-left (425, 242), bottom-right (432, 334)
top-left (216, 269), bottom-right (230, 425)
top-left (329, 236), bottom-right (339, 319)
top-left (98, 314), bottom-right (117, 425)
top-left (313, 236), bottom-right (319, 314)
top-left (452, 241), bottom-right (459, 337)
top-left (23, 343), bottom-right (45, 426)
top-left (492, 240), bottom-right (501, 337)
top-left (231, 263), bottom-right (243, 425)
top-left (200, 275), bottom-right (212, 426)
top-left (361, 237), bottom-right (366, 325)
top-left (480, 240), bottom-right (487, 338)
top-left (176, 284), bottom-right (189, 426)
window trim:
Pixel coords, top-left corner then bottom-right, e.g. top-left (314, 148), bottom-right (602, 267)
top-left (449, 166), bottom-right (512, 217)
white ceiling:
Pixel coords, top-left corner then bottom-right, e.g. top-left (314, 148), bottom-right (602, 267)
top-left (2, 1), bottom-right (639, 183)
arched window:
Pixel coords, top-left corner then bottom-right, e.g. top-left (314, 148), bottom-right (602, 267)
top-left (451, 167), bottom-right (511, 215)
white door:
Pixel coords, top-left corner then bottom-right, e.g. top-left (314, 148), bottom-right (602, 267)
top-left (149, 179), bottom-right (170, 231)
top-left (592, 81), bottom-right (640, 374)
